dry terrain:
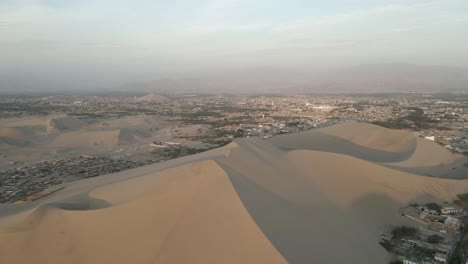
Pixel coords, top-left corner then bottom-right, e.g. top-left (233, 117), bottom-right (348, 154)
top-left (0, 114), bottom-right (214, 169)
top-left (1, 122), bottom-right (468, 263)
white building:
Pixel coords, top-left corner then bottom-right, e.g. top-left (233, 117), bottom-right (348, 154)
top-left (434, 252), bottom-right (448, 263)
top-left (424, 136), bottom-right (435, 141)
top-left (444, 216), bottom-right (462, 229)
top-left (403, 258), bottom-right (420, 264)
top-left (441, 207), bottom-right (461, 215)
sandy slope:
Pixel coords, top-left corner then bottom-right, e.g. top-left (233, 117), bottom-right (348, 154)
top-left (50, 129), bottom-right (140, 147)
top-left (215, 138), bottom-right (468, 263)
top-left (0, 125), bottom-right (49, 149)
top-left (0, 116), bottom-right (54, 127)
top-left (2, 122), bottom-right (468, 264)
top-left (0, 127), bottom-right (28, 139)
top-left (268, 121), bottom-right (468, 178)
top-left (269, 121), bottom-right (416, 153)
top-left (0, 113), bottom-right (215, 168)
top-left (379, 137), bottom-right (468, 178)
top-left (47, 116), bottom-right (87, 132)
top-left (267, 122), bottom-right (417, 163)
top-left (316, 121), bottom-right (416, 152)
top-left (52, 130), bottom-right (122, 147)
top-left (0, 160), bottom-right (285, 264)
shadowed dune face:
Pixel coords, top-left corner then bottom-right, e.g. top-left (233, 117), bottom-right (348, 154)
top-left (0, 161), bottom-right (286, 264)
top-left (384, 158), bottom-right (468, 179)
top-left (381, 137), bottom-right (468, 179)
top-left (51, 127), bottom-right (142, 147)
top-left (45, 198), bottom-right (113, 211)
top-left (270, 131), bottom-right (416, 162)
top-left (0, 126), bottom-right (47, 148)
top-left (47, 116), bottom-right (87, 132)
top-left (268, 122), bottom-right (417, 163)
top-left (317, 122), bottom-right (416, 152)
top-left (215, 139), bottom-right (468, 264)
top-left (0, 136), bottom-right (30, 147)
top-left (268, 121), bottom-right (468, 179)
top-left (2, 122), bottom-right (468, 264)
top-left (0, 127), bottom-right (28, 139)
top-left (224, 171), bottom-right (397, 263)
top-left (0, 115), bottom-right (171, 161)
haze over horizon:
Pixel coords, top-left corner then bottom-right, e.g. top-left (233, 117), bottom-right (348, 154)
top-left (1, 0), bottom-right (468, 92)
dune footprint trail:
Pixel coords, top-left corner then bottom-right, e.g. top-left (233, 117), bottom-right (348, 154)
top-left (1, 122), bottom-right (468, 264)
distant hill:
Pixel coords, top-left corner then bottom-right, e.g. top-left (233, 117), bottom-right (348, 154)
top-left (302, 64), bottom-right (468, 93)
top-left (2, 64), bottom-right (467, 94)
top-left (122, 64), bottom-right (468, 94)
top-left (134, 93), bottom-right (170, 102)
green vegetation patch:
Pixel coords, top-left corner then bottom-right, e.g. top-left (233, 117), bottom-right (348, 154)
top-left (427, 234), bottom-right (444, 244)
top-left (372, 107), bottom-right (439, 130)
top-left (391, 226), bottom-right (418, 239)
top-left (425, 202), bottom-right (442, 213)
top-left (454, 192), bottom-right (468, 211)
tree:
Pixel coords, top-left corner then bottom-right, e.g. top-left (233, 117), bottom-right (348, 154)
top-left (391, 226), bottom-right (418, 239)
top-left (427, 234), bottom-right (444, 244)
top-left (234, 129), bottom-right (244, 138)
top-left (426, 203), bottom-right (442, 213)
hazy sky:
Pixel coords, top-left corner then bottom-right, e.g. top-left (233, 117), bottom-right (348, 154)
top-left (1, 0), bottom-right (468, 89)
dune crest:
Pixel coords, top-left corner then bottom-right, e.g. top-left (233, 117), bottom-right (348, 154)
top-left (0, 160), bottom-right (286, 264)
top-left (317, 121), bottom-right (416, 152)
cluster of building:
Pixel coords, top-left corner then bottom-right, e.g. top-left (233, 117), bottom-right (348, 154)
top-left (210, 118), bottom-right (344, 140)
top-left (0, 155), bottom-right (146, 203)
top-left (403, 205), bottom-right (463, 232)
top-left (1, 93), bottom-right (468, 204)
top-left (381, 203), bottom-right (467, 264)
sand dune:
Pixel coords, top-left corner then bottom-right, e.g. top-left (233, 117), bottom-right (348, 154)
top-left (2, 122), bottom-right (468, 263)
top-left (51, 129), bottom-right (139, 147)
top-left (0, 124), bottom-right (48, 140)
top-left (392, 137), bottom-right (460, 167)
top-left (0, 136), bottom-right (30, 148)
top-left (0, 114), bottom-right (169, 168)
top-left (0, 126), bottom-right (44, 148)
top-left (47, 116), bottom-right (87, 132)
top-left (117, 128), bottom-right (135, 144)
top-left (52, 130), bottom-right (120, 147)
top-left (379, 137), bottom-right (468, 178)
top-left (268, 121), bottom-right (468, 178)
top-left (216, 138), bottom-right (468, 263)
top-left (0, 127), bottom-right (28, 139)
top-left (0, 161), bottom-right (286, 264)
top-left (0, 116), bottom-right (51, 127)
top-left (267, 122), bottom-right (417, 163)
top-left (316, 121), bottom-right (416, 152)
top-left (0, 116), bottom-right (85, 149)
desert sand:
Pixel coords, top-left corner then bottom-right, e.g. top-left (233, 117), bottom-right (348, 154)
top-left (0, 114), bottom-right (212, 168)
top-left (268, 121), bottom-right (468, 178)
top-left (1, 122), bottom-right (468, 263)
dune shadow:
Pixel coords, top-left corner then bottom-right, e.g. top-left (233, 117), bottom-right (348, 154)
top-left (268, 132), bottom-right (416, 163)
top-left (44, 196), bottom-right (113, 211)
top-left (383, 156), bottom-right (468, 179)
top-left (221, 163), bottom-right (406, 264)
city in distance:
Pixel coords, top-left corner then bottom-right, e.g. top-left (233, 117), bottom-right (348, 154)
top-left (1, 1), bottom-right (468, 264)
